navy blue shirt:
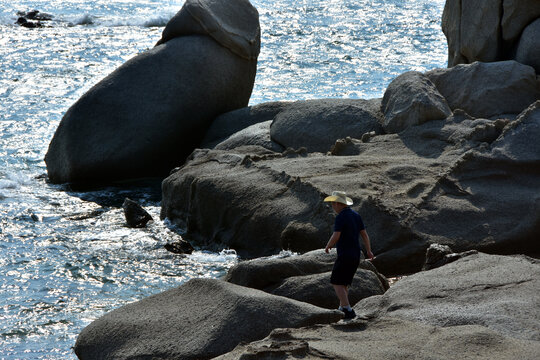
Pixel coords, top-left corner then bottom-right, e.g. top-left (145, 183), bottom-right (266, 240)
top-left (334, 207), bottom-right (365, 258)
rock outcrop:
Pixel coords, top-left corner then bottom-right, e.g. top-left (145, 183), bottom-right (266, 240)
top-left (442, 0), bottom-right (540, 72)
top-left (162, 95), bottom-right (540, 275)
top-left (74, 278), bottom-right (342, 360)
top-left (216, 253), bottom-right (540, 359)
top-left (224, 250), bottom-right (388, 308)
top-left (45, 0), bottom-right (260, 184)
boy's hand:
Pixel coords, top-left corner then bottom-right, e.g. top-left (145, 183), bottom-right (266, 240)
top-left (367, 250), bottom-right (375, 261)
top-left (325, 245), bottom-right (331, 253)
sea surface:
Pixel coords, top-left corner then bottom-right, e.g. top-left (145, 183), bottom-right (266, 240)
top-left (0, 0), bottom-right (447, 358)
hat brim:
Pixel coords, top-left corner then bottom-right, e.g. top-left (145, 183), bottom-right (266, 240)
top-left (324, 195), bottom-right (353, 206)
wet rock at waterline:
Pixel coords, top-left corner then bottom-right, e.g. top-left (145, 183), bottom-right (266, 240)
top-left (122, 198), bottom-right (153, 228)
top-left (164, 239), bottom-right (194, 254)
top-left (74, 278), bottom-right (342, 360)
top-left (45, 0), bottom-right (260, 184)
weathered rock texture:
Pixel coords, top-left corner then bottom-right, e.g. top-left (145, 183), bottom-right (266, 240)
top-left (74, 278), bottom-right (342, 360)
top-left (426, 60), bottom-right (540, 118)
top-left (269, 99), bottom-right (384, 152)
top-left (216, 253), bottom-right (540, 359)
top-left (356, 253), bottom-right (540, 341)
top-left (217, 317), bottom-right (540, 360)
top-left (224, 250), bottom-right (388, 308)
top-left (162, 99), bottom-right (540, 276)
top-left (442, 0), bottom-right (540, 72)
top-left (381, 71), bottom-right (451, 133)
top-left (45, 0), bottom-right (260, 184)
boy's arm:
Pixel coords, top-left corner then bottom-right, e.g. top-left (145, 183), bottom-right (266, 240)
top-left (360, 229), bottom-right (374, 260)
top-left (325, 231), bottom-right (341, 253)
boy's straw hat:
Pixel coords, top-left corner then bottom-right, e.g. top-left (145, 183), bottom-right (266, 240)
top-left (323, 191), bottom-right (353, 205)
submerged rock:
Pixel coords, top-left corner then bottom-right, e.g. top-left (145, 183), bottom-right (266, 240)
top-left (45, 0), bottom-right (260, 184)
top-left (74, 278), bottom-right (342, 359)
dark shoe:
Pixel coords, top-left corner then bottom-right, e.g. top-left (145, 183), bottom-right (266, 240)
top-left (343, 308), bottom-right (356, 319)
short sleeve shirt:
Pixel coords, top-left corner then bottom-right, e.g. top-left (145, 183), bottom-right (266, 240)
top-left (334, 207), bottom-right (365, 258)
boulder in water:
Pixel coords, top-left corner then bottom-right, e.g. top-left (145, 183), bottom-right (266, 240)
top-left (45, 0), bottom-right (260, 184)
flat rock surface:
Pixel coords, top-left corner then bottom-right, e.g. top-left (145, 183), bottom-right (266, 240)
top-left (355, 253), bottom-right (540, 341)
top-left (216, 317), bottom-right (540, 360)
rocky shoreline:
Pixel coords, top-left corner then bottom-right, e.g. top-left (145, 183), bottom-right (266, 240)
top-left (42, 0), bottom-right (540, 358)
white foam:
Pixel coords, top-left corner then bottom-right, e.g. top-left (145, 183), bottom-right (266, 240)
top-left (72, 13), bottom-right (95, 25)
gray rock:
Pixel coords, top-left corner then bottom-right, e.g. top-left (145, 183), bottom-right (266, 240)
top-left (441, 0), bottom-right (464, 66)
top-left (501, 0), bottom-right (540, 45)
top-left (225, 249), bottom-right (388, 291)
top-left (224, 250), bottom-right (336, 289)
top-left (45, 0), bottom-right (260, 184)
top-left (426, 61), bottom-right (540, 118)
top-left (270, 99), bottom-right (384, 153)
top-left (422, 243), bottom-right (477, 271)
top-left (214, 120), bottom-right (284, 152)
top-left (156, 0), bottom-right (260, 60)
top-left (442, 0), bottom-right (540, 69)
top-left (161, 103), bottom-right (539, 276)
top-left (74, 278), bottom-right (342, 359)
top-left (271, 268), bottom-right (386, 309)
top-left (216, 316), bottom-right (540, 360)
top-left (515, 18), bottom-right (540, 74)
top-left (356, 253), bottom-right (540, 341)
top-left (122, 198), bottom-right (153, 228)
top-left (164, 239), bottom-right (194, 254)
top-left (381, 71), bottom-right (451, 133)
top-left (201, 101), bottom-right (291, 148)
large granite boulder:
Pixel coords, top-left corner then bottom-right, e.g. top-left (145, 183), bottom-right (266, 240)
top-left (45, 0), bottom-right (260, 184)
top-left (356, 253), bottom-right (540, 341)
top-left (74, 278), bottom-right (342, 359)
top-left (426, 61), bottom-right (540, 118)
top-left (224, 250), bottom-right (388, 308)
top-left (442, 0), bottom-right (540, 71)
top-left (515, 18), bottom-right (540, 74)
top-left (381, 71), bottom-right (451, 133)
top-left (269, 99), bottom-right (384, 153)
top-left (161, 101), bottom-right (540, 276)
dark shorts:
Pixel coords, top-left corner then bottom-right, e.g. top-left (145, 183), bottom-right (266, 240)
top-left (330, 256), bottom-right (360, 286)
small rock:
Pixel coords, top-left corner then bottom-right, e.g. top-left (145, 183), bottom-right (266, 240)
top-left (164, 239), bottom-right (194, 254)
top-left (122, 198), bottom-right (153, 228)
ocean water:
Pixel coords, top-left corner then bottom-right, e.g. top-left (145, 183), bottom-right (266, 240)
top-left (0, 0), bottom-right (447, 358)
